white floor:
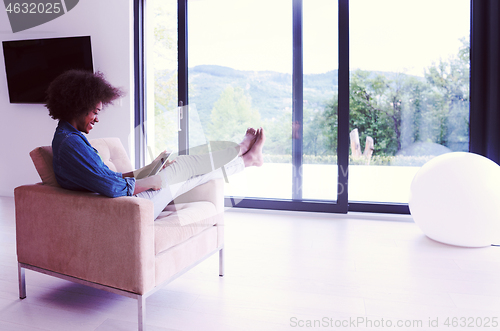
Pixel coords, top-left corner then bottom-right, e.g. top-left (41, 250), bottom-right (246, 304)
top-left (1, 196), bottom-right (500, 331)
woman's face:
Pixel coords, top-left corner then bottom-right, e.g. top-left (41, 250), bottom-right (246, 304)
top-left (75, 102), bottom-right (102, 134)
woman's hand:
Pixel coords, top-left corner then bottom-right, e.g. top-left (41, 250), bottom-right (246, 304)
top-left (161, 158), bottom-right (175, 170)
top-left (154, 150), bottom-right (176, 171)
top-left (134, 174), bottom-right (165, 193)
top-left (127, 150), bottom-right (173, 179)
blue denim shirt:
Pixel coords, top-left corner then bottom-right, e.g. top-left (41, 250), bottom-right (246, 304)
top-left (52, 121), bottom-right (136, 197)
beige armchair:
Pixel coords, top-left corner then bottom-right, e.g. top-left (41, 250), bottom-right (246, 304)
top-left (14, 137), bottom-right (225, 331)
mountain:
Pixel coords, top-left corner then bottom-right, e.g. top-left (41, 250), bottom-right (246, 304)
top-left (156, 65), bottom-right (339, 125)
top-left (156, 65), bottom-right (420, 126)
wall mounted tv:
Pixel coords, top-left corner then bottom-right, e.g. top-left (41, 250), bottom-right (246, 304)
top-left (2, 36), bottom-right (93, 104)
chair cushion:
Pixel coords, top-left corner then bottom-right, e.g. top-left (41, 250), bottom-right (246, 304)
top-left (30, 146), bottom-right (60, 187)
top-left (154, 201), bottom-right (220, 255)
top-left (30, 137), bottom-right (132, 186)
top-left (89, 138), bottom-right (133, 173)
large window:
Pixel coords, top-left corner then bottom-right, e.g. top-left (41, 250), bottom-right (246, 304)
top-left (146, 0), bottom-right (178, 162)
top-left (188, 0), bottom-right (293, 200)
top-left (143, 0), bottom-right (470, 213)
top-left (349, 0), bottom-right (470, 204)
top-left (301, 0), bottom-right (339, 201)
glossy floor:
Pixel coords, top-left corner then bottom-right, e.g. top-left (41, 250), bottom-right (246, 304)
top-left (1, 196), bottom-right (499, 330)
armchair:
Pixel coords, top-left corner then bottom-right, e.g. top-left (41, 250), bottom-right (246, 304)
top-left (14, 137), bottom-right (225, 330)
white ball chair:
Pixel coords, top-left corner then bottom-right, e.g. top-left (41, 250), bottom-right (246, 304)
top-left (409, 152), bottom-right (500, 247)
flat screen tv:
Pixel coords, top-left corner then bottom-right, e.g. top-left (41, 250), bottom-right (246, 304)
top-left (2, 36), bottom-right (93, 104)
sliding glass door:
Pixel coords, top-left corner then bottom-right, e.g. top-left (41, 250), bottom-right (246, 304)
top-left (142, 0), bottom-right (469, 213)
top-left (185, 0), bottom-right (348, 212)
top-left (301, 0), bottom-right (340, 201)
top-left (187, 0), bottom-right (293, 201)
top-left (144, 0), bottom-right (350, 212)
top-left (348, 0), bottom-right (470, 205)
top-left (145, 0), bottom-right (178, 162)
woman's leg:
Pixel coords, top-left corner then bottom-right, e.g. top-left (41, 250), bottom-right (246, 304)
top-left (135, 155), bottom-right (244, 220)
top-left (161, 141), bottom-right (239, 186)
top-left (134, 185), bottom-right (173, 220)
top-left (135, 127), bottom-right (264, 220)
top-left (169, 155), bottom-right (245, 199)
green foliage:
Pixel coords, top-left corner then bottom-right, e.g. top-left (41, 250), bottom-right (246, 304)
top-left (348, 70), bottom-right (401, 155)
top-left (302, 107), bottom-right (330, 156)
top-left (319, 36), bottom-right (470, 158)
top-left (321, 96), bottom-right (338, 155)
top-left (152, 31), bottom-right (469, 163)
top-left (207, 86), bottom-right (261, 142)
top-left (150, 3), bottom-right (178, 156)
top-left (153, 71), bottom-right (177, 155)
top-left (262, 111), bottom-right (292, 155)
top-left (423, 37), bottom-right (469, 151)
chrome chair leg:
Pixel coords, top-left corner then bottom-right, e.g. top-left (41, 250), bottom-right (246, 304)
top-left (138, 295), bottom-right (146, 331)
top-left (18, 263), bottom-right (26, 299)
top-left (219, 247), bottom-right (224, 277)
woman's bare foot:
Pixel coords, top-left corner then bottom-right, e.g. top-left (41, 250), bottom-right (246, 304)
top-left (238, 127), bottom-right (258, 156)
top-left (242, 127), bottom-right (265, 167)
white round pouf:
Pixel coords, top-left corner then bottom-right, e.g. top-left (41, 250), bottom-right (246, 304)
top-left (409, 152), bottom-right (500, 247)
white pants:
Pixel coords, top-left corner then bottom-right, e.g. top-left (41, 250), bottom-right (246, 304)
top-left (135, 146), bottom-right (244, 220)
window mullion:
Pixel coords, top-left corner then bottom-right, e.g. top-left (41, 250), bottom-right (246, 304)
top-left (178, 0), bottom-right (189, 154)
top-left (292, 0), bottom-right (303, 200)
top-left (134, 0), bottom-right (146, 168)
top-left (338, 0), bottom-right (349, 211)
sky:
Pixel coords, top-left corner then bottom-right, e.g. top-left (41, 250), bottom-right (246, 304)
top-left (185, 0), bottom-right (470, 76)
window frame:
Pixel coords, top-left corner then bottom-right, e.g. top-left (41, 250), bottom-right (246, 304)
top-left (136, 0), bottom-right (476, 215)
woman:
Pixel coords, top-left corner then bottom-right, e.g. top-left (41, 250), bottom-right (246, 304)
top-left (46, 70), bottom-right (264, 219)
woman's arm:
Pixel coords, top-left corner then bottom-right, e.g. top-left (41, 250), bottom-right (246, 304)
top-left (123, 159), bottom-right (174, 179)
top-left (122, 171), bottom-right (134, 178)
top-left (132, 181), bottom-right (152, 195)
top-left (125, 164), bottom-right (172, 194)
top-left (54, 135), bottom-right (136, 198)
top-left (133, 175), bottom-right (164, 194)
top-left (120, 172), bottom-right (160, 194)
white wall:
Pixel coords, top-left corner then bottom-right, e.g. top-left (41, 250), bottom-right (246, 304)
top-left (0, 0), bottom-right (135, 197)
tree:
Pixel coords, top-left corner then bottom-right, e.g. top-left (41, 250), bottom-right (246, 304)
top-left (320, 96), bottom-right (338, 155)
top-left (303, 107), bottom-right (331, 156)
top-left (424, 37), bottom-right (469, 151)
top-left (330, 36), bottom-right (470, 158)
top-left (150, 2), bottom-right (178, 157)
top-left (349, 70), bottom-right (401, 155)
top-left (263, 110), bottom-right (292, 156)
top-left (153, 71), bottom-right (177, 155)
top-left (208, 86), bottom-right (261, 142)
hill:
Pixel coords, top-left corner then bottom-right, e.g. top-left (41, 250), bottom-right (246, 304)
top-left (156, 65), bottom-right (339, 125)
top-left (155, 65), bottom-right (422, 127)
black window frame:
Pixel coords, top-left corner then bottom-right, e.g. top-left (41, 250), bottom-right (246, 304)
top-left (135, 0), bottom-right (482, 215)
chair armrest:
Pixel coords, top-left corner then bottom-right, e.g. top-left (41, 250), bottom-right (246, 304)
top-left (171, 178), bottom-right (225, 214)
top-left (14, 184), bottom-right (155, 295)
top-left (170, 178), bottom-right (225, 247)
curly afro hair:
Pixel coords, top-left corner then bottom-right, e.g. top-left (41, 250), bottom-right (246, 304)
top-left (45, 70), bottom-right (125, 122)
